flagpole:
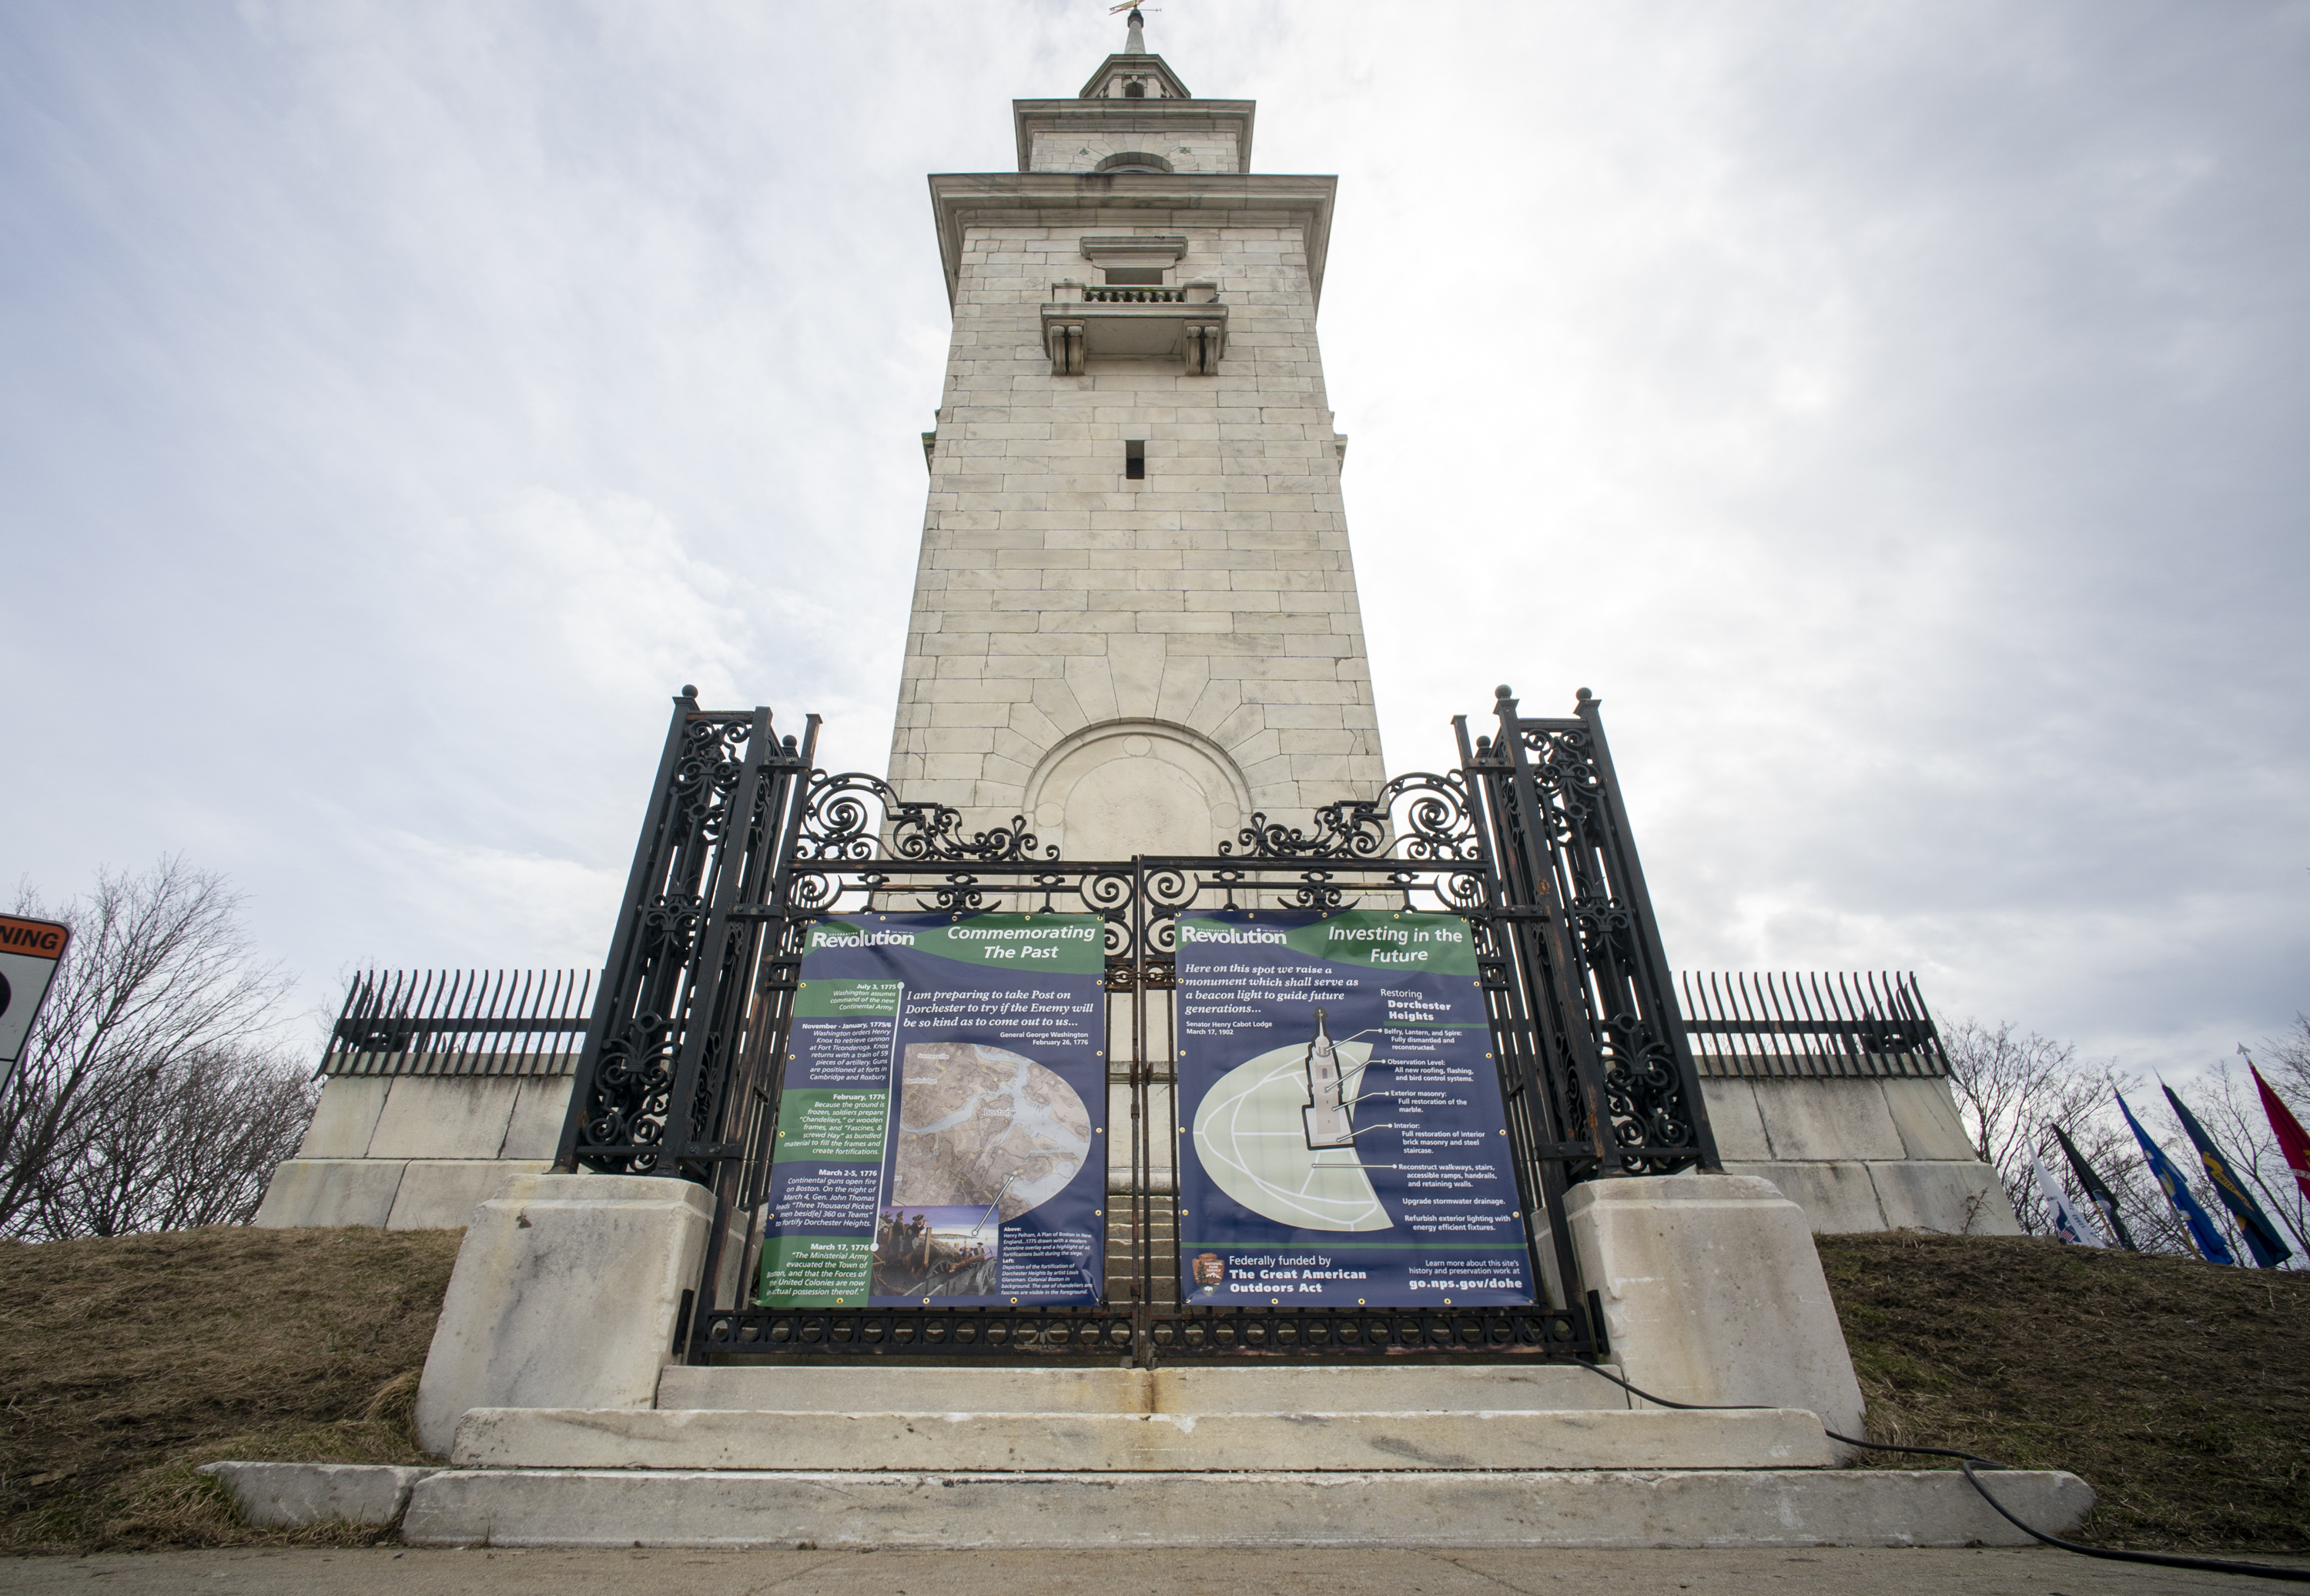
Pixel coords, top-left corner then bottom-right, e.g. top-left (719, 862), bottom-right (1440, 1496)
top-left (2160, 1075), bottom-right (2295, 1269)
top-left (2118, 1088), bottom-right (2235, 1263)
top-left (2051, 1120), bottom-right (2138, 1251)
top-left (2163, 1077), bottom-right (2253, 1263)
top-left (2233, 1139), bottom-right (2310, 1259)
top-left (2235, 1049), bottom-right (2310, 1258)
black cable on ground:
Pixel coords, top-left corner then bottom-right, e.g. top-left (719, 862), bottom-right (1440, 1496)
top-left (1572, 1360), bottom-right (2310, 1584)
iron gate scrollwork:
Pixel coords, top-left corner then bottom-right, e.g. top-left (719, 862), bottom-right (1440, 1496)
top-left (555, 683), bottom-right (1716, 1365)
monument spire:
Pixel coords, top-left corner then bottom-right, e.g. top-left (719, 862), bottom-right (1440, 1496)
top-left (900, 24), bottom-right (1376, 858)
top-left (1123, 5), bottom-right (1146, 55)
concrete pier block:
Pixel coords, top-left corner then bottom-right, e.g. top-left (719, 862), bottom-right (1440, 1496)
top-left (294, 1076), bottom-right (392, 1158)
top-left (413, 1173), bottom-right (714, 1454)
top-left (384, 1159), bottom-right (552, 1231)
top-left (1554, 1175), bottom-right (1866, 1446)
top-left (250, 1159), bottom-right (407, 1229)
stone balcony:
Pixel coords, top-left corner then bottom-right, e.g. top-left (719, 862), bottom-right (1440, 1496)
top-left (1042, 279), bottom-right (1228, 375)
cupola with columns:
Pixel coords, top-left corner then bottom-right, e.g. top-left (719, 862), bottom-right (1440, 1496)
top-left (1011, 7), bottom-right (1254, 176)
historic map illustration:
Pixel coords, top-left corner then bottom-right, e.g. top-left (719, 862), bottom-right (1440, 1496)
top-left (891, 1042), bottom-right (1092, 1220)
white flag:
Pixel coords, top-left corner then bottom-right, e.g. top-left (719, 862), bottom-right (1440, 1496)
top-left (2030, 1148), bottom-right (2106, 1246)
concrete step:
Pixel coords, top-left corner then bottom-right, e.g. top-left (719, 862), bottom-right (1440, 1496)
top-left (452, 1405), bottom-right (1829, 1472)
top-left (654, 1361), bottom-right (1629, 1415)
top-left (400, 1466), bottom-right (2096, 1549)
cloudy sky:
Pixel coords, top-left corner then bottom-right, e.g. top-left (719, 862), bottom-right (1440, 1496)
top-left (3, 1), bottom-right (2304, 1073)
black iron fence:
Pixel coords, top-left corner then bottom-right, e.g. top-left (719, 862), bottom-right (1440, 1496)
top-left (323, 968), bottom-right (594, 1078)
top-left (323, 961), bottom-right (1950, 1089)
top-left (1678, 970), bottom-right (1947, 1079)
top-left (548, 683), bottom-right (1714, 1365)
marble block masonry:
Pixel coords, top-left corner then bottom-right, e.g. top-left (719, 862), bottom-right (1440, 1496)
top-left (889, 26), bottom-right (1378, 861)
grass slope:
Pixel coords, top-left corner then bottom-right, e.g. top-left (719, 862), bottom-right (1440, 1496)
top-left (1, 1226), bottom-right (2301, 1554)
top-left (0, 1226), bottom-right (460, 1553)
top-left (1820, 1231), bottom-right (2310, 1553)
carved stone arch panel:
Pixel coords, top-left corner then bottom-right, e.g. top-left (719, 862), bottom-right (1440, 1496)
top-left (1023, 718), bottom-right (1250, 860)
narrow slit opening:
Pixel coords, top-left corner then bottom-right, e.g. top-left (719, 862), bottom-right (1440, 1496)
top-left (1125, 440), bottom-right (1147, 481)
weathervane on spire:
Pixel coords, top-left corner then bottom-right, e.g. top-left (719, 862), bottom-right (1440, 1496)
top-left (1107, 1), bottom-right (1158, 55)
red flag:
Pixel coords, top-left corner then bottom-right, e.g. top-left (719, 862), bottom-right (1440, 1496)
top-left (2252, 1064), bottom-right (2310, 1202)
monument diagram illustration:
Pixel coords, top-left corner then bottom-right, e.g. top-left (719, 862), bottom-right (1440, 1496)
top-left (1192, 1009), bottom-right (1397, 1233)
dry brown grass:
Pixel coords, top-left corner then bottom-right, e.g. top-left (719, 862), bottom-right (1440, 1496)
top-left (0, 1225), bottom-right (459, 1553)
top-left (1819, 1230), bottom-right (2310, 1553)
top-left (5, 1222), bottom-right (2302, 1556)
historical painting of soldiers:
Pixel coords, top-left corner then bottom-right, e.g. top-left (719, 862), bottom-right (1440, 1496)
top-left (872, 1203), bottom-right (1003, 1299)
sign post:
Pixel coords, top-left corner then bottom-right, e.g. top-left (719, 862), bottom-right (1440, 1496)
top-left (0, 915), bottom-right (72, 1096)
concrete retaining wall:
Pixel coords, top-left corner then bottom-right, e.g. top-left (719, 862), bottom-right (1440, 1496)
top-left (253, 1073), bottom-right (574, 1230)
top-left (1703, 1076), bottom-right (2019, 1235)
top-left (253, 1053), bottom-right (2016, 1237)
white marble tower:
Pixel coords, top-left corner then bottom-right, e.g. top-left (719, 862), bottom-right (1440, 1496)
top-left (887, 13), bottom-right (1386, 857)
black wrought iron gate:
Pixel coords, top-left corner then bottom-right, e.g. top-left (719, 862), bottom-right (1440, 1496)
top-left (555, 684), bottom-right (1718, 1365)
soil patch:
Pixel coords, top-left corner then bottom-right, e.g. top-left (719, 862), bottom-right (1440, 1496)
top-left (0, 1226), bottom-right (459, 1553)
top-left (1820, 1230), bottom-right (2310, 1553)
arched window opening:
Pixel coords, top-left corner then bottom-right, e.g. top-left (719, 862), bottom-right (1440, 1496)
top-left (1123, 80), bottom-right (1146, 99)
top-left (1094, 150), bottom-right (1173, 174)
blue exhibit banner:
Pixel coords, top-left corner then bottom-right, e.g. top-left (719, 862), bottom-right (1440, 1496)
top-left (1174, 908), bottom-right (1534, 1309)
top-left (755, 911), bottom-right (1108, 1309)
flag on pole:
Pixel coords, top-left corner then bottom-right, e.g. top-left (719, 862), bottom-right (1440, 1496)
top-left (2162, 1082), bottom-right (2295, 1270)
top-left (2051, 1122), bottom-right (2137, 1250)
top-left (2117, 1090), bottom-right (2235, 1264)
top-left (2247, 1058), bottom-right (2310, 1204)
top-left (2029, 1146), bottom-right (2106, 1246)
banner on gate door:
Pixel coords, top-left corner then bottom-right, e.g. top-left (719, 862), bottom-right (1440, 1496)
top-left (756, 912), bottom-right (1108, 1309)
top-left (1173, 908), bottom-right (1534, 1309)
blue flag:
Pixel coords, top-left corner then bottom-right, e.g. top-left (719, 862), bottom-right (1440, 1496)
top-left (2117, 1091), bottom-right (2236, 1264)
top-left (2163, 1083), bottom-right (2295, 1270)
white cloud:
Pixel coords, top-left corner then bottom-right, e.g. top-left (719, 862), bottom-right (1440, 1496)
top-left (361, 826), bottom-right (624, 972)
top-left (0, 0), bottom-right (2302, 1077)
top-left (449, 488), bottom-right (758, 707)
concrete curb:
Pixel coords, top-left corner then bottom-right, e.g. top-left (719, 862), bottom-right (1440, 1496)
top-left (197, 1462), bottom-right (441, 1528)
top-left (449, 1405), bottom-right (1833, 1472)
top-left (398, 1466), bottom-right (2094, 1549)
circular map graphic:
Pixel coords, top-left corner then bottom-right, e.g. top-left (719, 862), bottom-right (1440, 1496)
top-left (892, 1042), bottom-right (1091, 1219)
top-left (1191, 1039), bottom-right (1393, 1232)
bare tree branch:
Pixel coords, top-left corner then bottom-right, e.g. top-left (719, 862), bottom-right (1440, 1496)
top-left (2258, 1015), bottom-right (2310, 1116)
top-left (32, 1042), bottom-right (316, 1237)
top-left (2, 857), bottom-right (298, 1240)
top-left (1947, 1014), bottom-right (2307, 1264)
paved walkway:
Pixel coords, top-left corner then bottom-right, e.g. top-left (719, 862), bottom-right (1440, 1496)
top-left (11, 1547), bottom-right (2308, 1594)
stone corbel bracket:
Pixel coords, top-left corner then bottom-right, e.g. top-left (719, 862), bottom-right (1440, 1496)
top-left (1182, 316), bottom-right (1224, 376)
top-left (1040, 289), bottom-right (1228, 376)
top-left (1046, 313), bottom-right (1087, 376)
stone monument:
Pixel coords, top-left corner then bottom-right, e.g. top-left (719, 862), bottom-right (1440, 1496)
top-left (212, 13), bottom-right (2073, 1549)
top-left (889, 23), bottom-right (1379, 858)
